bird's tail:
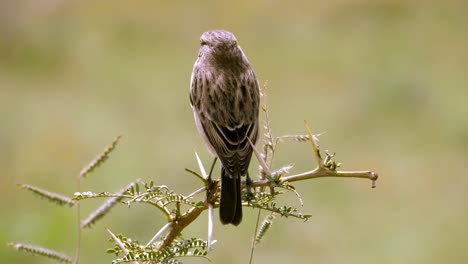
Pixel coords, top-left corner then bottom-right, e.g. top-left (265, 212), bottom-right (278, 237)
top-left (219, 167), bottom-right (242, 225)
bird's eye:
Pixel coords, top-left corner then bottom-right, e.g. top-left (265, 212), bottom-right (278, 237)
top-left (201, 40), bottom-right (208, 46)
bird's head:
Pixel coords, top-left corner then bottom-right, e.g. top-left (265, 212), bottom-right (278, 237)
top-left (197, 30), bottom-right (247, 68)
top-left (200, 30), bottom-right (238, 51)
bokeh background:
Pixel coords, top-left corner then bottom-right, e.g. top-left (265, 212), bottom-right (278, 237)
top-left (1, 0), bottom-right (467, 263)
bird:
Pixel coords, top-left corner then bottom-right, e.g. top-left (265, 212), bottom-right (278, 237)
top-left (189, 30), bottom-right (260, 225)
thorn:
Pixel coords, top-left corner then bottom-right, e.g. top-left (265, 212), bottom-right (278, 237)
top-left (208, 204), bottom-right (214, 252)
top-left (106, 227), bottom-right (129, 255)
top-left (145, 222), bottom-right (172, 247)
top-left (248, 137), bottom-right (272, 177)
top-left (304, 121), bottom-right (322, 168)
top-left (195, 152), bottom-right (208, 180)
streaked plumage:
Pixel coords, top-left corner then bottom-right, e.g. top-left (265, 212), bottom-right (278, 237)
top-left (190, 30), bottom-right (260, 225)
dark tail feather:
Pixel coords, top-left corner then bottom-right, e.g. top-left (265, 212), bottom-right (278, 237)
top-left (219, 167), bottom-right (242, 225)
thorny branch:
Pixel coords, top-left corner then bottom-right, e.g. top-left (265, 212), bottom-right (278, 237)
top-left (145, 122), bottom-right (378, 256)
top-left (250, 168), bottom-right (378, 188)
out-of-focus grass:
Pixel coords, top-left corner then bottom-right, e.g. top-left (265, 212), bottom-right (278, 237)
top-left (1, 1), bottom-right (467, 263)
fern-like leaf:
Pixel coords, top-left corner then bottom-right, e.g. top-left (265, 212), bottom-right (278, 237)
top-left (80, 134), bottom-right (123, 178)
top-left (247, 200), bottom-right (312, 221)
top-left (18, 184), bottom-right (75, 207)
top-left (81, 181), bottom-right (136, 228)
top-left (8, 242), bottom-right (72, 263)
top-left (276, 181), bottom-right (304, 206)
top-left (127, 182), bottom-right (204, 208)
top-left (108, 236), bottom-right (212, 263)
top-left (270, 165), bottom-right (293, 181)
top-left (255, 213), bottom-right (276, 244)
top-left (278, 134), bottom-right (311, 143)
top-left (278, 133), bottom-right (322, 144)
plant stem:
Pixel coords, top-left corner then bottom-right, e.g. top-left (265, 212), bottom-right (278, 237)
top-left (73, 176), bottom-right (82, 264)
top-left (249, 208), bottom-right (262, 264)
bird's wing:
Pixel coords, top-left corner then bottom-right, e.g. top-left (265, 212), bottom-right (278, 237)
top-left (199, 115), bottom-right (258, 177)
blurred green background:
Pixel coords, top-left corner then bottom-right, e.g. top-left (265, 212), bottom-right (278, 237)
top-left (1, 0), bottom-right (467, 263)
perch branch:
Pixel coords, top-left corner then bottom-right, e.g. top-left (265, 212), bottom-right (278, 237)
top-left (152, 166), bottom-right (377, 251)
top-left (142, 123), bottom-right (378, 262)
top-left (250, 167), bottom-right (378, 188)
top-left (154, 180), bottom-right (219, 252)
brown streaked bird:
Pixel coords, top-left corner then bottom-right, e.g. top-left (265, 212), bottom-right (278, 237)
top-left (190, 30), bottom-right (260, 225)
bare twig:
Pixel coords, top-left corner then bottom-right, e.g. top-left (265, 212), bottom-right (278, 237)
top-left (250, 168), bottom-right (378, 188)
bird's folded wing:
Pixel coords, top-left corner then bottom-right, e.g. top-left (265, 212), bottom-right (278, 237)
top-left (200, 116), bottom-right (258, 176)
